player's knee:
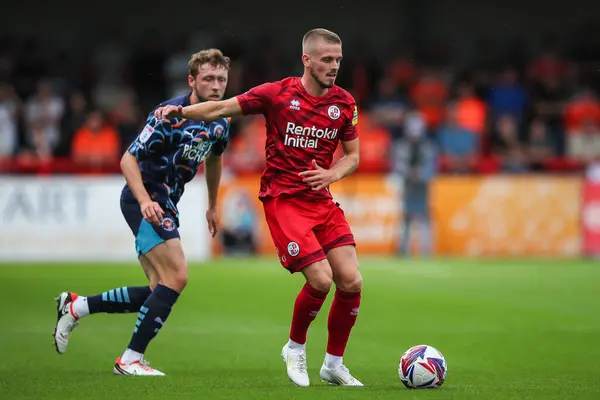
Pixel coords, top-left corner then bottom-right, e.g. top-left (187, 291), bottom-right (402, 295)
top-left (309, 274), bottom-right (333, 293)
top-left (160, 262), bottom-right (188, 292)
top-left (172, 269), bottom-right (189, 292)
top-left (303, 260), bottom-right (333, 293)
top-left (149, 277), bottom-right (160, 290)
top-left (336, 271), bottom-right (363, 293)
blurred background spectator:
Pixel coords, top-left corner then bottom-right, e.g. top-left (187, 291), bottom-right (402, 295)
top-left (392, 111), bottom-right (436, 257)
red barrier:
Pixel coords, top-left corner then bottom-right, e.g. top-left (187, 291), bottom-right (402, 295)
top-left (0, 156), bottom-right (586, 175)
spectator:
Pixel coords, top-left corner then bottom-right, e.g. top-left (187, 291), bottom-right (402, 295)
top-left (488, 67), bottom-right (528, 125)
top-left (0, 82), bottom-right (21, 157)
top-left (454, 82), bottom-right (487, 136)
top-left (567, 117), bottom-right (600, 164)
top-left (71, 110), bottom-right (120, 166)
top-left (369, 76), bottom-right (406, 140)
top-left (24, 79), bottom-right (65, 155)
top-left (110, 87), bottom-right (143, 153)
top-left (226, 115), bottom-right (266, 174)
top-left (409, 69), bottom-right (449, 131)
top-left (492, 114), bottom-right (528, 173)
top-left (392, 111), bottom-right (436, 257)
top-left (437, 105), bottom-right (478, 173)
top-left (18, 122), bottom-right (53, 162)
top-left (526, 118), bottom-right (556, 171)
top-left (530, 72), bottom-right (569, 154)
top-left (56, 90), bottom-right (89, 156)
top-left (355, 112), bottom-right (392, 173)
top-left (563, 87), bottom-right (600, 133)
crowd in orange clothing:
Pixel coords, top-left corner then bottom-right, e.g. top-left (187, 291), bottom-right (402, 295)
top-left (1, 34), bottom-right (599, 176)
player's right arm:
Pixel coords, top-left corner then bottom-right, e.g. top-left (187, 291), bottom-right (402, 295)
top-left (120, 118), bottom-right (170, 225)
top-left (155, 82), bottom-right (280, 121)
top-left (120, 153), bottom-right (163, 225)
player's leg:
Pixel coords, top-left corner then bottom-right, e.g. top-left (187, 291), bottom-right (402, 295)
top-left (281, 259), bottom-right (332, 388)
top-left (114, 234), bottom-right (187, 376)
top-left (70, 255), bottom-right (158, 318)
top-left (314, 202), bottom-right (363, 386)
top-left (263, 197), bottom-right (331, 387)
top-left (54, 283), bottom-right (153, 354)
top-left (53, 203), bottom-right (160, 354)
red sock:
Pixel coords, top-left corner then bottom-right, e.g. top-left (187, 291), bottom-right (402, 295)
top-left (326, 289), bottom-right (361, 356)
top-left (289, 283), bottom-right (328, 344)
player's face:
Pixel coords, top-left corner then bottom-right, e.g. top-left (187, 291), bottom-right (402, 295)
top-left (189, 63), bottom-right (228, 102)
top-left (305, 41), bottom-right (343, 89)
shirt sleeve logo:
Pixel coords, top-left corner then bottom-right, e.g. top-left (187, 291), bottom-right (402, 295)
top-left (352, 106), bottom-right (359, 125)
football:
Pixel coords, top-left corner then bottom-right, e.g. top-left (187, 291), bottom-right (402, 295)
top-left (398, 344), bottom-right (447, 389)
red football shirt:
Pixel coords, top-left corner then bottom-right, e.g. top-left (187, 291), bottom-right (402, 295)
top-left (236, 77), bottom-right (359, 200)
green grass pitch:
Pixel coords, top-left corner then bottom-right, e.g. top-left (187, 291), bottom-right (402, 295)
top-left (1, 257), bottom-right (599, 399)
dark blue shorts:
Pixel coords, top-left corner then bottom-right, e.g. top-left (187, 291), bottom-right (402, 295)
top-left (120, 200), bottom-right (180, 257)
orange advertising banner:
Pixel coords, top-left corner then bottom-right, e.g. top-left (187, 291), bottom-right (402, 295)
top-left (214, 174), bottom-right (582, 257)
top-left (431, 176), bottom-right (582, 257)
top-left (213, 173), bottom-right (403, 256)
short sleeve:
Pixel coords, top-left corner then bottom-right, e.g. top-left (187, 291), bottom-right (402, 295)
top-left (208, 117), bottom-right (231, 156)
top-left (127, 116), bottom-right (172, 160)
top-left (341, 102), bottom-right (359, 141)
top-left (235, 82), bottom-right (280, 115)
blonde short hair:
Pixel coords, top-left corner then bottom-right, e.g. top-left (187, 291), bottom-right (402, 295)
top-left (302, 28), bottom-right (342, 52)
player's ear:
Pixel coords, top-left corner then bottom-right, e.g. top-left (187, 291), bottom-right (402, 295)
top-left (187, 75), bottom-right (195, 88)
top-left (301, 54), bottom-right (311, 68)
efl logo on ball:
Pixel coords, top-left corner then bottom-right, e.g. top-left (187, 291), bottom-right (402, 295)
top-left (328, 105), bottom-right (340, 120)
top-left (287, 241), bottom-right (300, 257)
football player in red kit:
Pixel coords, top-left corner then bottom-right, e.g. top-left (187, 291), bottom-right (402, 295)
top-left (155, 28), bottom-right (363, 387)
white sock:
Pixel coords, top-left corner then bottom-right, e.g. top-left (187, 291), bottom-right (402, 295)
top-left (325, 353), bottom-right (343, 368)
top-left (287, 339), bottom-right (306, 350)
top-left (121, 348), bottom-right (143, 364)
top-left (71, 296), bottom-right (90, 319)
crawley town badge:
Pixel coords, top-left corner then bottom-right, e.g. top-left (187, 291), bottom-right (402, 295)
top-left (287, 241), bottom-right (300, 257)
top-left (328, 105), bottom-right (341, 120)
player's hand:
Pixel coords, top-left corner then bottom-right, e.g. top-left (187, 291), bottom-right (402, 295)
top-left (154, 105), bottom-right (183, 121)
top-left (298, 160), bottom-right (339, 191)
top-left (205, 207), bottom-right (219, 237)
top-left (140, 201), bottom-right (164, 225)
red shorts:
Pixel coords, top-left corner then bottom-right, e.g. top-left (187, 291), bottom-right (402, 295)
top-left (263, 196), bottom-right (355, 273)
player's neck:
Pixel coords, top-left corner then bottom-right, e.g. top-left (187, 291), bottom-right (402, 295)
top-left (301, 74), bottom-right (329, 97)
top-left (189, 91), bottom-right (202, 105)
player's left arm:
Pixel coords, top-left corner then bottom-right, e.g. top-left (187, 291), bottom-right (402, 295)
top-left (204, 152), bottom-right (222, 238)
top-left (203, 119), bottom-right (230, 237)
top-left (330, 138), bottom-right (360, 181)
top-left (331, 102), bottom-right (360, 181)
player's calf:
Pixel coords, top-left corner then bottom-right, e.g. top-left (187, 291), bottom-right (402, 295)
top-left (289, 259), bottom-right (332, 346)
top-left (323, 245), bottom-right (363, 374)
top-left (117, 239), bottom-right (187, 373)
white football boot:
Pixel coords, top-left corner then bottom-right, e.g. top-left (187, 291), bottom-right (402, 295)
top-left (53, 292), bottom-right (79, 354)
top-left (281, 343), bottom-right (310, 387)
top-left (320, 363), bottom-right (364, 386)
top-left (113, 357), bottom-right (165, 376)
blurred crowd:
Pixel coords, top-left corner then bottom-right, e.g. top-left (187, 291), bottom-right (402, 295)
top-left (1, 31), bottom-right (599, 175)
